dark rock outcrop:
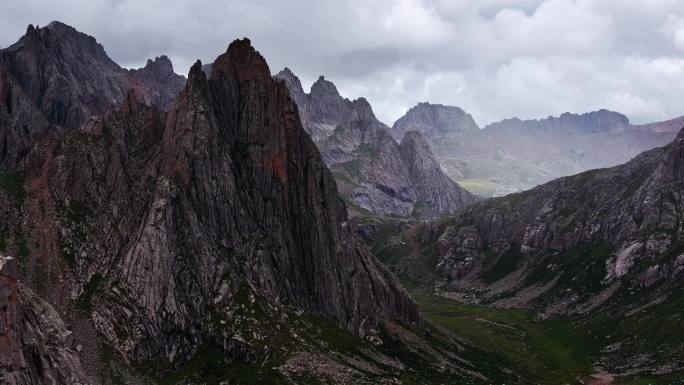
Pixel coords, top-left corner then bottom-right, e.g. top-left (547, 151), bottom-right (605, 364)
top-left (126, 55), bottom-right (186, 111)
top-left (0, 255), bottom-right (90, 385)
top-left (0, 65), bottom-right (52, 170)
top-left (0, 21), bottom-right (184, 129)
top-left (13, 39), bottom-right (417, 371)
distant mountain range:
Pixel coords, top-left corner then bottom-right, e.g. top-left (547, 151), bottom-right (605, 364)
top-left (393, 103), bottom-right (680, 196)
top-left (376, 124), bottom-right (684, 378)
top-left (0, 20), bottom-right (682, 385)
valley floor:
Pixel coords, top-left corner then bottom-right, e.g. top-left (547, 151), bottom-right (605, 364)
top-left (410, 290), bottom-right (684, 385)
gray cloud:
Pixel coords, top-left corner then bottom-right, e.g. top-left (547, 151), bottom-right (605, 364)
top-left (1, 0), bottom-right (684, 125)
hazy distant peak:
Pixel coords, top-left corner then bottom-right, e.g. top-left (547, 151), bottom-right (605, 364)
top-left (310, 74), bottom-right (341, 98)
top-left (485, 109), bottom-right (630, 134)
top-left (392, 102), bottom-right (480, 139)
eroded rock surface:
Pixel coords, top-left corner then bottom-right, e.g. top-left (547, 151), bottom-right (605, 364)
top-left (0, 21), bottom-right (185, 129)
top-left (13, 39), bottom-right (418, 372)
top-left (275, 69), bottom-right (475, 218)
top-left (0, 255), bottom-right (90, 385)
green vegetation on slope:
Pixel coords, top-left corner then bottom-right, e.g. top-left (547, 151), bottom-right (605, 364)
top-left (411, 290), bottom-right (595, 385)
top-left (454, 179), bottom-right (499, 197)
top-left (0, 172), bottom-right (26, 201)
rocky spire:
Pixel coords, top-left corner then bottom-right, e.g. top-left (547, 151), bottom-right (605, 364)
top-left (210, 38), bottom-right (272, 82)
top-left (141, 55), bottom-right (175, 79)
top-left (275, 67), bottom-right (305, 96)
top-left (76, 38), bottom-right (420, 363)
top-left (310, 74), bottom-right (342, 100)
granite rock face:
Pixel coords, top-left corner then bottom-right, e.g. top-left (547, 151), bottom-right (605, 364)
top-left (4, 39), bottom-right (418, 377)
top-left (0, 21), bottom-right (185, 129)
top-left (275, 69), bottom-right (476, 218)
top-left (399, 131), bottom-right (477, 218)
top-left (0, 65), bottom-right (52, 170)
top-left (0, 256), bottom-right (90, 385)
top-left (126, 55), bottom-right (186, 111)
top-left (391, 103), bottom-right (680, 196)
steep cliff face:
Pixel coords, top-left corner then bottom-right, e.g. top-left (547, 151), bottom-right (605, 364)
top-left (399, 131), bottom-right (477, 217)
top-left (0, 21), bottom-right (184, 129)
top-left (0, 256), bottom-right (90, 385)
top-left (0, 65), bottom-right (52, 170)
top-left (276, 70), bottom-right (475, 218)
top-left (322, 97), bottom-right (417, 216)
top-left (14, 39), bottom-right (418, 372)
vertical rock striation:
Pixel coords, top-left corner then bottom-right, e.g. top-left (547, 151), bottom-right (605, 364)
top-left (0, 65), bottom-right (51, 170)
top-left (0, 255), bottom-right (90, 385)
top-left (399, 131), bottom-right (477, 217)
top-left (18, 39), bottom-right (418, 368)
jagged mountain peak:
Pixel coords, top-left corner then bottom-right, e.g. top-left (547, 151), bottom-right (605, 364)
top-left (210, 38), bottom-right (271, 82)
top-left (0, 21), bottom-right (186, 128)
top-left (347, 97), bottom-right (377, 121)
top-left (187, 59), bottom-right (206, 82)
top-left (311, 74), bottom-right (342, 99)
top-left (275, 67), bottom-right (305, 95)
top-left (11, 21), bottom-right (119, 70)
top-left (141, 55), bottom-right (175, 77)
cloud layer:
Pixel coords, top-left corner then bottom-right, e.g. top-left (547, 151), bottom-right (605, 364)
top-left (2, 0), bottom-right (684, 125)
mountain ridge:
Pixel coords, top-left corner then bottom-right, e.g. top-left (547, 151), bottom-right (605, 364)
top-left (275, 68), bottom-right (477, 218)
top-left (0, 20), bottom-right (185, 129)
top-left (392, 102), bottom-right (681, 196)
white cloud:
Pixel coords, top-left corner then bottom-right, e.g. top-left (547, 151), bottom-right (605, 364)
top-left (1, 0), bottom-right (684, 125)
top-left (664, 14), bottom-right (684, 51)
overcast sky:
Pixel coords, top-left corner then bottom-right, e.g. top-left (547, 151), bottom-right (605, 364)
top-left (2, 0), bottom-right (684, 126)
